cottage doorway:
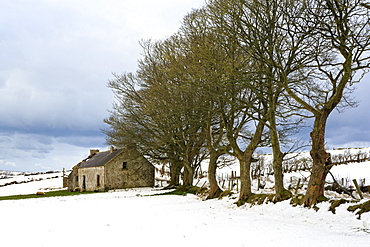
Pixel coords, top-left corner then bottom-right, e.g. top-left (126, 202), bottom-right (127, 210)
top-left (82, 175), bottom-right (86, 191)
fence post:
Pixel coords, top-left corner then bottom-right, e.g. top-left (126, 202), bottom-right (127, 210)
top-left (294, 178), bottom-right (301, 194)
top-left (352, 179), bottom-right (364, 200)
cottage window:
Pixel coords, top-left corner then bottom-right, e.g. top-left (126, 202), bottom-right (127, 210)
top-left (122, 162), bottom-right (128, 169)
top-left (97, 175), bottom-right (100, 187)
top-left (76, 176), bottom-right (78, 183)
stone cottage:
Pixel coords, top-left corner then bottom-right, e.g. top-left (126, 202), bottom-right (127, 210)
top-left (68, 146), bottom-right (155, 192)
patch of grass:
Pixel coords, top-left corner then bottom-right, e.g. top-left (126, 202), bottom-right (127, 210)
top-left (160, 190), bottom-right (188, 196)
top-left (347, 200), bottom-right (370, 219)
top-left (236, 191), bottom-right (294, 207)
top-left (317, 195), bottom-right (329, 203)
top-left (153, 185), bottom-right (207, 196)
top-left (217, 190), bottom-right (234, 200)
top-left (236, 199), bottom-right (247, 207)
top-left (329, 199), bottom-right (351, 214)
top-left (236, 193), bottom-right (275, 207)
top-left (290, 194), bottom-right (304, 206)
top-left (0, 190), bottom-right (99, 201)
top-left (278, 190), bottom-right (293, 201)
top-left (250, 194), bottom-right (275, 205)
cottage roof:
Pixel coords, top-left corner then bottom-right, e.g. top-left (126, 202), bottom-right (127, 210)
top-left (78, 149), bottom-right (123, 168)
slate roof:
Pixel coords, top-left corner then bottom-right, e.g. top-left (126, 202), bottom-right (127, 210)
top-left (78, 149), bottom-right (123, 168)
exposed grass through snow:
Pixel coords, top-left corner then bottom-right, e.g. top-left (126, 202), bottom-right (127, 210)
top-left (0, 190), bottom-right (99, 201)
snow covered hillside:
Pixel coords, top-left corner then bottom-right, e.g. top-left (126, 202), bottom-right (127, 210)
top-left (0, 170), bottom-right (63, 197)
top-left (195, 147), bottom-right (370, 198)
top-left (0, 169), bottom-right (369, 247)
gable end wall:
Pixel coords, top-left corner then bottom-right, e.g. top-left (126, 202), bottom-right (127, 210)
top-left (104, 150), bottom-right (154, 190)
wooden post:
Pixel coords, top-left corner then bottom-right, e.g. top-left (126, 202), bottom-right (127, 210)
top-left (62, 168), bottom-right (68, 188)
top-left (201, 181), bottom-right (207, 188)
top-left (294, 178), bottom-right (301, 194)
top-left (352, 179), bottom-right (364, 200)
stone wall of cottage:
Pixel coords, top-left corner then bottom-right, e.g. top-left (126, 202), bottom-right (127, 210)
top-left (77, 166), bottom-right (105, 192)
top-left (67, 168), bottom-right (78, 191)
top-left (105, 148), bottom-right (154, 190)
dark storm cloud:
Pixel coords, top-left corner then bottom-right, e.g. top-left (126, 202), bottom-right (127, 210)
top-left (325, 75), bottom-right (370, 148)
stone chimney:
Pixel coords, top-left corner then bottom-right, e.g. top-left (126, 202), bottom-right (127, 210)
top-left (90, 149), bottom-right (99, 156)
top-left (110, 146), bottom-right (115, 153)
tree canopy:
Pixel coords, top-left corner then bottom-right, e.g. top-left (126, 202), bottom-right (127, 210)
top-left (104, 0), bottom-right (370, 206)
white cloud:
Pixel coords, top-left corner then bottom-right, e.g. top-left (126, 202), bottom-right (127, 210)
top-left (0, 161), bottom-right (16, 168)
top-left (6, 162), bottom-right (16, 167)
top-left (34, 163), bottom-right (51, 170)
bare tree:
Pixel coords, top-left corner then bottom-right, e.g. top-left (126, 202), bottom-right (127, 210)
top-left (282, 0), bottom-right (370, 206)
top-left (105, 36), bottom-right (209, 187)
top-left (207, 0), bottom-right (308, 201)
top-left (208, 0), bottom-right (370, 206)
top-left (179, 9), bottom-right (229, 196)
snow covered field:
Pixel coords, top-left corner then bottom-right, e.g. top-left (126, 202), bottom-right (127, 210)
top-left (0, 174), bottom-right (369, 247)
top-left (1, 189), bottom-right (369, 247)
top-left (0, 171), bottom-right (64, 197)
top-left (1, 148), bottom-right (370, 247)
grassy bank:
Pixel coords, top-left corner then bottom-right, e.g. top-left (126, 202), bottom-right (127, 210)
top-left (0, 190), bottom-right (99, 201)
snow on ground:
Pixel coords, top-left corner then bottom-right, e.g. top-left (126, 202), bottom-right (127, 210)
top-left (1, 149), bottom-right (370, 247)
top-left (330, 161), bottom-right (370, 183)
top-left (0, 175), bottom-right (369, 247)
top-left (0, 188), bottom-right (369, 247)
top-left (0, 171), bottom-right (64, 197)
top-left (198, 148), bottom-right (370, 190)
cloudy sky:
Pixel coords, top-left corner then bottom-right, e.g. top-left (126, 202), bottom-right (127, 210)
top-left (1, 0), bottom-right (369, 172)
top-left (0, 0), bottom-right (206, 171)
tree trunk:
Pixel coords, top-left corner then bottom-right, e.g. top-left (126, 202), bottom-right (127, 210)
top-left (238, 120), bottom-right (265, 202)
top-left (183, 164), bottom-right (194, 186)
top-left (207, 151), bottom-right (223, 199)
top-left (269, 113), bottom-right (286, 200)
top-left (272, 144), bottom-right (285, 200)
top-left (303, 113), bottom-right (332, 206)
top-left (238, 154), bottom-right (253, 201)
top-left (168, 161), bottom-right (182, 188)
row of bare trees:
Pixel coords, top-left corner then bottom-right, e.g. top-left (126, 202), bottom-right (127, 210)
top-left (104, 0), bottom-right (370, 206)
